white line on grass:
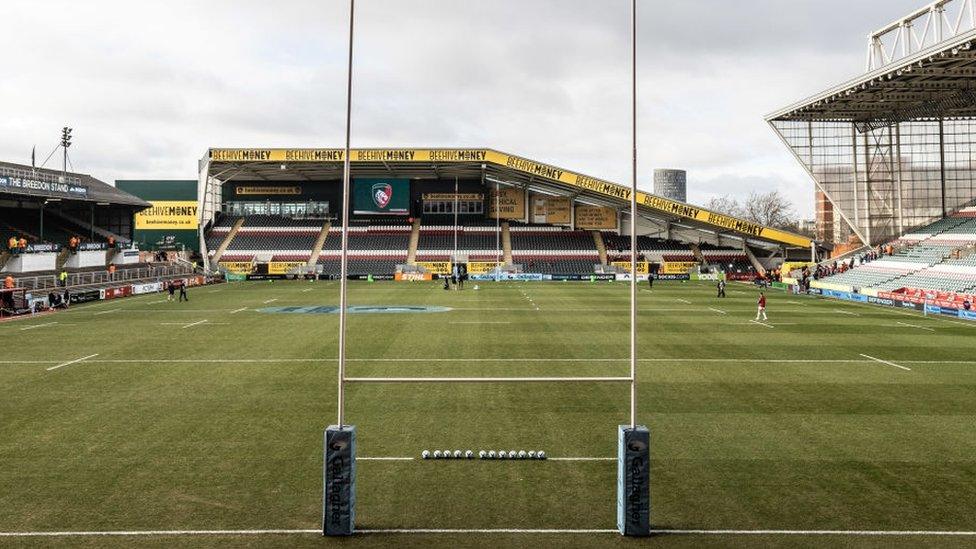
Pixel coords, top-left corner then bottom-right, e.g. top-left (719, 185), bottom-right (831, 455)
top-left (11, 357), bottom-right (911, 365)
top-left (749, 320), bottom-right (774, 328)
top-left (230, 307), bottom-right (247, 314)
top-left (451, 321), bottom-right (512, 325)
top-left (548, 457), bottom-right (616, 461)
top-left (859, 354), bottom-right (912, 371)
top-left (93, 309), bottom-right (119, 316)
top-left (3, 528), bottom-right (976, 538)
top-left (302, 288), bottom-right (313, 293)
top-left (147, 300), bottom-right (167, 304)
top-left (46, 354), bottom-right (99, 372)
top-left (834, 309), bottom-right (860, 316)
top-left (262, 299), bottom-right (278, 304)
top-left (677, 298), bottom-right (692, 304)
top-left (357, 457), bottom-right (414, 461)
top-left (20, 322), bottom-right (57, 331)
top-left (181, 320), bottom-right (208, 329)
top-left (896, 321), bottom-right (936, 332)
top-left (708, 308), bottom-right (727, 315)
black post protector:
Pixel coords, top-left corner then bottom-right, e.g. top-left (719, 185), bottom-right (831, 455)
top-left (323, 425), bottom-right (356, 536)
top-left (617, 425), bottom-right (650, 536)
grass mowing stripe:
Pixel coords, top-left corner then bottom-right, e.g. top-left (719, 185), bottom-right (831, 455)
top-left (4, 528), bottom-right (976, 537)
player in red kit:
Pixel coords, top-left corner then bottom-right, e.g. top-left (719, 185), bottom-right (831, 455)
top-left (755, 292), bottom-right (767, 321)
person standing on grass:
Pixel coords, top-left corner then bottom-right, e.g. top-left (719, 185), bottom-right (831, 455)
top-left (179, 280), bottom-right (189, 302)
top-left (755, 291), bottom-right (768, 321)
top-left (717, 279), bottom-right (726, 298)
top-left (167, 280), bottom-right (176, 302)
top-left (647, 273), bottom-right (654, 289)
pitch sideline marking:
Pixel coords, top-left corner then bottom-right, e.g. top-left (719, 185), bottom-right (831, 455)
top-left (2, 528), bottom-right (976, 537)
top-left (230, 307), bottom-right (247, 314)
top-left (749, 320), bottom-right (774, 328)
top-left (93, 309), bottom-right (120, 316)
top-left (859, 354), bottom-right (911, 371)
top-left (708, 308), bottom-right (727, 315)
top-left (46, 354), bottom-right (99, 372)
top-left (262, 299), bottom-right (278, 304)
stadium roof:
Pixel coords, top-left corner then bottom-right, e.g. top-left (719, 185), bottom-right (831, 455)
top-left (767, 7), bottom-right (976, 128)
top-left (203, 147), bottom-right (813, 249)
top-left (0, 160), bottom-right (150, 208)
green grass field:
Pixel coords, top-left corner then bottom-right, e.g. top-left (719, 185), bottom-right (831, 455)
top-left (2, 279), bottom-right (975, 548)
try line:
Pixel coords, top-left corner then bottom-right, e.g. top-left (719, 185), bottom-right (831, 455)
top-left (2, 528), bottom-right (975, 537)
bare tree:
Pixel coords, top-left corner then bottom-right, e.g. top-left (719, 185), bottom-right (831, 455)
top-left (706, 191), bottom-right (799, 231)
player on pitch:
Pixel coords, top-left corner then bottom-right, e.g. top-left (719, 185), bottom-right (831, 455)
top-left (755, 291), bottom-right (767, 321)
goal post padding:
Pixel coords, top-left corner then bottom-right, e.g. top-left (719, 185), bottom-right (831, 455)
top-left (323, 425), bottom-right (356, 536)
top-left (617, 424), bottom-right (650, 536)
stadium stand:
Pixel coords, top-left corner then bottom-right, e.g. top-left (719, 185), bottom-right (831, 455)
top-left (818, 211), bottom-right (976, 294)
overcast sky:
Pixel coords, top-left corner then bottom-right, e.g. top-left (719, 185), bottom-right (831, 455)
top-left (1, 0), bottom-right (925, 217)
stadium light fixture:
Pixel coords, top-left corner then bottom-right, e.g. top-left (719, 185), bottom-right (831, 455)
top-left (527, 186), bottom-right (563, 197)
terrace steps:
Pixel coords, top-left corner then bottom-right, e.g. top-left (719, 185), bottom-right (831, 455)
top-left (592, 231), bottom-right (607, 265)
top-left (406, 218), bottom-right (421, 265)
top-left (212, 218), bottom-right (245, 263)
top-left (306, 220), bottom-right (331, 270)
top-left (501, 222), bottom-right (513, 265)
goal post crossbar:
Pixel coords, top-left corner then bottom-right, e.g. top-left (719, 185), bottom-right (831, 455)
top-left (343, 376), bottom-right (633, 384)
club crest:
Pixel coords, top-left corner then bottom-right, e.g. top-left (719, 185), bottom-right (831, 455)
top-left (372, 183), bottom-right (393, 208)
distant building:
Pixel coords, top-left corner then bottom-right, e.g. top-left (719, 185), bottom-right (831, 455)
top-left (653, 169), bottom-right (687, 203)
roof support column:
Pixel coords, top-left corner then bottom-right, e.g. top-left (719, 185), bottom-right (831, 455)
top-left (939, 118), bottom-right (948, 218)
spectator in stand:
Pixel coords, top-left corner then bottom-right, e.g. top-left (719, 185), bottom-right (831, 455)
top-left (107, 235), bottom-right (116, 249)
top-left (964, 298), bottom-right (972, 311)
top-left (8, 236), bottom-right (19, 256)
top-left (4, 275), bottom-right (14, 289)
top-left (18, 237), bottom-right (27, 254)
top-left (68, 236), bottom-right (79, 254)
top-left (108, 263), bottom-right (116, 280)
top-left (59, 270), bottom-right (68, 287)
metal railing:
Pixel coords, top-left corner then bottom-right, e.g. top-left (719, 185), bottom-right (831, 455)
top-left (13, 263), bottom-right (195, 292)
top-left (867, 0), bottom-right (976, 71)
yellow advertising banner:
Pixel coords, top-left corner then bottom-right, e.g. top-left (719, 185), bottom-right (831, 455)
top-left (268, 261), bottom-right (307, 275)
top-left (134, 201), bottom-right (199, 230)
top-left (207, 147), bottom-right (812, 247)
top-left (487, 187), bottom-right (526, 220)
top-left (611, 261), bottom-right (649, 274)
top-left (234, 186), bottom-right (302, 196)
top-left (575, 205), bottom-right (617, 230)
top-left (662, 261), bottom-right (698, 274)
top-left (467, 261), bottom-right (502, 274)
top-left (415, 261), bottom-right (452, 275)
top-left (546, 197), bottom-right (571, 225)
top-left (218, 261), bottom-right (255, 274)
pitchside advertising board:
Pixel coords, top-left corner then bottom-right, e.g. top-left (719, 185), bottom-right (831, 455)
top-left (353, 178), bottom-right (409, 215)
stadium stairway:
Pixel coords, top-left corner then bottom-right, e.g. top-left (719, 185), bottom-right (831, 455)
top-left (55, 248), bottom-right (70, 271)
top-left (212, 217), bottom-right (245, 263)
top-left (593, 231), bottom-right (607, 265)
top-left (406, 218), bottom-right (421, 265)
top-left (306, 220), bottom-right (331, 270)
top-left (690, 242), bottom-right (705, 264)
top-left (501, 222), bottom-right (513, 265)
top-left (743, 245), bottom-right (766, 276)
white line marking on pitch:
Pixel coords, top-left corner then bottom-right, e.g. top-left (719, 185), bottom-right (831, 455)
top-left (357, 457), bottom-right (414, 461)
top-left (677, 298), bottom-right (692, 304)
top-left (46, 354), bottom-right (99, 372)
top-left (262, 299), bottom-right (278, 304)
top-left (749, 320), bottom-right (774, 328)
top-left (549, 457), bottom-right (616, 461)
top-left (230, 307), bottom-right (247, 314)
top-left (708, 308), bottom-right (727, 315)
top-left (93, 309), bottom-right (119, 316)
top-left (896, 321), bottom-right (935, 332)
top-left (148, 300), bottom-right (166, 304)
top-left (182, 320), bottom-right (208, 329)
top-left (834, 309), bottom-right (860, 316)
top-left (3, 528), bottom-right (976, 537)
top-left (787, 300), bottom-right (806, 306)
top-left (302, 288), bottom-right (313, 293)
top-left (859, 354), bottom-right (911, 371)
top-left (20, 322), bottom-right (57, 331)
top-left (451, 321), bottom-right (512, 325)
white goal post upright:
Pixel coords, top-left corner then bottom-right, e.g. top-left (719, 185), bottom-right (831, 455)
top-left (324, 0), bottom-right (357, 538)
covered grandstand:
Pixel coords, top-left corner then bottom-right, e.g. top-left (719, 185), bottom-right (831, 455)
top-left (197, 147), bottom-right (815, 279)
top-left (769, 0), bottom-right (976, 249)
